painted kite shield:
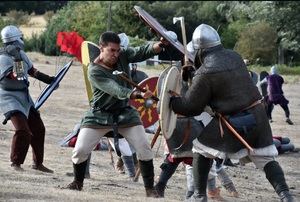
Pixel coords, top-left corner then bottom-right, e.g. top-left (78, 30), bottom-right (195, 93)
top-left (134, 6), bottom-right (194, 63)
top-left (129, 77), bottom-right (159, 128)
top-left (159, 66), bottom-right (182, 139)
top-left (34, 60), bottom-right (73, 110)
top-left (81, 41), bottom-right (100, 102)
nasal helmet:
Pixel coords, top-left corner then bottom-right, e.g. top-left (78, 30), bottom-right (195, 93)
top-left (192, 24), bottom-right (221, 50)
top-left (1, 25), bottom-right (23, 44)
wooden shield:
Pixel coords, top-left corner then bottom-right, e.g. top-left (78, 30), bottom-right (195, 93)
top-left (129, 77), bottom-right (159, 128)
top-left (157, 66), bottom-right (173, 98)
top-left (159, 66), bottom-right (182, 139)
top-left (34, 60), bottom-right (73, 110)
top-left (81, 41), bottom-right (100, 102)
top-left (134, 6), bottom-right (194, 63)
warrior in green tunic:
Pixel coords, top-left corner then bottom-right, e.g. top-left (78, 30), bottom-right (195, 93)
top-left (65, 31), bottom-right (167, 197)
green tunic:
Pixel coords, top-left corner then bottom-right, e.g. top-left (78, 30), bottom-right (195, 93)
top-left (81, 42), bottom-right (156, 129)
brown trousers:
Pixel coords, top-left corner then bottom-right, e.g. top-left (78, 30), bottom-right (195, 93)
top-left (10, 107), bottom-right (45, 165)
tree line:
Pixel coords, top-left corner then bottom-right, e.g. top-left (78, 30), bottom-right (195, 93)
top-left (1, 1), bottom-right (299, 66)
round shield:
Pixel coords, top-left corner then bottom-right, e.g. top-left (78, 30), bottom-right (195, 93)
top-left (157, 66), bottom-right (172, 98)
top-left (129, 76), bottom-right (159, 128)
top-left (159, 66), bottom-right (182, 139)
top-left (34, 60), bottom-right (73, 110)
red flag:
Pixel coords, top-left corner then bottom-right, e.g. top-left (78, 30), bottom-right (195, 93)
top-left (56, 31), bottom-right (84, 63)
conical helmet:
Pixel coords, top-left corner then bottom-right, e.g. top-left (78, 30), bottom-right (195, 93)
top-left (192, 24), bottom-right (221, 50)
top-left (1, 25), bottom-right (23, 44)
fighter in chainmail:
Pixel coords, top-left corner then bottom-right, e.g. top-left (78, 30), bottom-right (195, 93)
top-left (0, 25), bottom-right (55, 173)
top-left (154, 42), bottom-right (238, 199)
top-left (170, 24), bottom-right (294, 202)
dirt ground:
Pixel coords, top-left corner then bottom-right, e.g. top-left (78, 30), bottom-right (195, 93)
top-left (0, 52), bottom-right (299, 202)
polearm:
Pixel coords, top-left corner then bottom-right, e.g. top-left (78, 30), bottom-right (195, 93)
top-left (173, 17), bottom-right (188, 65)
top-left (112, 70), bottom-right (159, 102)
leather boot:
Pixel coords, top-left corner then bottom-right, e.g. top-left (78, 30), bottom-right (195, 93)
top-left (188, 190), bottom-right (208, 202)
top-left (279, 191), bottom-right (295, 202)
top-left (154, 158), bottom-right (179, 197)
top-left (139, 159), bottom-right (159, 198)
top-left (65, 160), bottom-right (88, 191)
top-left (193, 153), bottom-right (213, 198)
top-left (264, 161), bottom-right (294, 202)
top-left (32, 164), bottom-right (53, 173)
top-left (154, 182), bottom-right (166, 198)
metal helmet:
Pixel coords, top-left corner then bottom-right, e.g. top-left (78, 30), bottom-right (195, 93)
top-left (192, 24), bottom-right (221, 50)
top-left (270, 65), bottom-right (277, 75)
top-left (118, 33), bottom-right (129, 49)
top-left (1, 25), bottom-right (23, 44)
top-left (187, 41), bottom-right (196, 59)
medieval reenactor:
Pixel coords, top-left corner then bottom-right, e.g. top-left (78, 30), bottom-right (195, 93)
top-left (64, 31), bottom-right (167, 197)
top-left (155, 78), bottom-right (238, 199)
top-left (260, 66), bottom-right (293, 125)
top-left (169, 24), bottom-right (294, 202)
top-left (0, 25), bottom-right (55, 173)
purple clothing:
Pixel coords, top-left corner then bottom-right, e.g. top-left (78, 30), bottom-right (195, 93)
top-left (266, 74), bottom-right (289, 105)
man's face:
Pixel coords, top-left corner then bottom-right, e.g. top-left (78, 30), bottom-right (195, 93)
top-left (100, 42), bottom-right (120, 67)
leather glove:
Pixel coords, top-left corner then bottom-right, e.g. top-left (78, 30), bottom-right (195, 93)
top-left (181, 65), bottom-right (195, 82)
top-left (35, 71), bottom-right (55, 84)
top-left (130, 90), bottom-right (143, 99)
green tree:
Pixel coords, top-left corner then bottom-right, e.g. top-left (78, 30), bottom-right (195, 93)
top-left (220, 19), bottom-right (248, 49)
top-left (248, 1), bottom-right (300, 64)
top-left (235, 22), bottom-right (277, 65)
top-left (30, 1), bottom-right (108, 55)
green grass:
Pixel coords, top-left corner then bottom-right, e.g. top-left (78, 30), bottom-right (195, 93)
top-left (248, 64), bottom-right (300, 75)
top-left (248, 64), bottom-right (300, 83)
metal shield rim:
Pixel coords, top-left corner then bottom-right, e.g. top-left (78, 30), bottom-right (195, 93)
top-left (34, 60), bottom-right (73, 110)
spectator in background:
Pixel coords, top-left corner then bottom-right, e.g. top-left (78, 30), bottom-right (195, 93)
top-left (260, 66), bottom-right (293, 125)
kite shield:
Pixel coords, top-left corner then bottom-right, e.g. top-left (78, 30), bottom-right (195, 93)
top-left (129, 76), bottom-right (159, 128)
top-left (159, 66), bottom-right (181, 139)
top-left (81, 41), bottom-right (100, 102)
top-left (34, 60), bottom-right (73, 110)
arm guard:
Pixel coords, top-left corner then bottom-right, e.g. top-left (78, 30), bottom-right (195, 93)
top-left (35, 71), bottom-right (55, 84)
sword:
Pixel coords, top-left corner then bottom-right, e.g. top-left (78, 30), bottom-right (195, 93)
top-left (112, 70), bottom-right (159, 102)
